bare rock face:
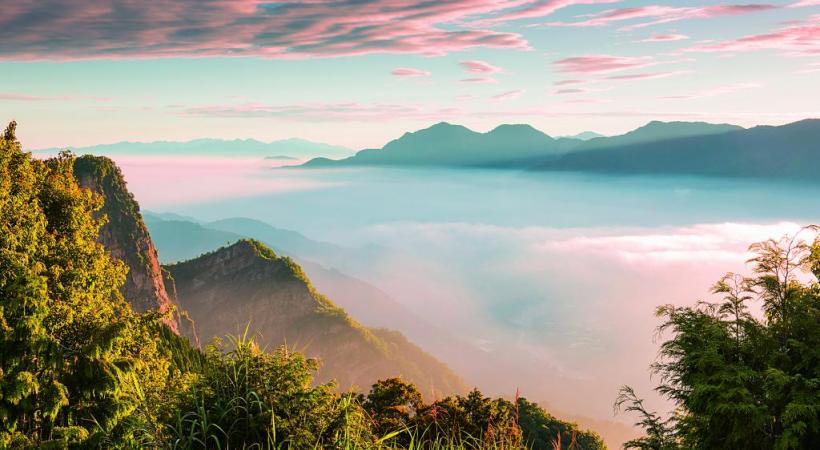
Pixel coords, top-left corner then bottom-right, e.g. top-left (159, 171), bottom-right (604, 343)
top-left (166, 239), bottom-right (466, 397)
top-left (73, 155), bottom-right (179, 333)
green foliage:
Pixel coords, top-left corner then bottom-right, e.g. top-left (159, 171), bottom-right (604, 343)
top-left (1, 123), bottom-right (605, 449)
top-left (0, 122), bottom-right (173, 447)
top-left (621, 227), bottom-right (820, 449)
top-left (166, 331), bottom-right (374, 449)
top-left (516, 398), bottom-right (605, 450)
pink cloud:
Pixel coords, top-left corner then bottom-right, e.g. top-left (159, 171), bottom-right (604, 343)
top-left (391, 67), bottom-right (431, 77)
top-left (604, 70), bottom-right (687, 81)
top-left (684, 16), bottom-right (820, 55)
top-left (791, 0), bottom-right (820, 6)
top-left (663, 82), bottom-right (762, 99)
top-left (475, 0), bottom-right (620, 26)
top-left (554, 79), bottom-right (586, 86)
top-left (460, 77), bottom-right (499, 83)
top-left (459, 60), bottom-right (503, 73)
top-left (553, 55), bottom-right (652, 74)
top-left (0, 0), bottom-right (539, 60)
top-left (491, 89), bottom-right (526, 101)
top-left (639, 34), bottom-right (690, 42)
top-left (545, 4), bottom-right (777, 31)
top-left (182, 101), bottom-right (465, 122)
top-left (554, 88), bottom-right (589, 94)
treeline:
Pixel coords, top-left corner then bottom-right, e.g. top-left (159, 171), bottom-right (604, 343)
top-left (0, 122), bottom-right (604, 449)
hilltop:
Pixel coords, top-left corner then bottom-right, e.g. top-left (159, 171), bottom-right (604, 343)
top-left (165, 239), bottom-right (466, 396)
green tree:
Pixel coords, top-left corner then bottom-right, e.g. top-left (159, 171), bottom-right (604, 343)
top-left (621, 228), bottom-right (820, 450)
top-left (517, 397), bottom-right (606, 450)
top-left (363, 377), bottom-right (424, 441)
top-left (0, 122), bottom-right (171, 447)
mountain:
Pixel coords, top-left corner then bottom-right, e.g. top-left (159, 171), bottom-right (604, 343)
top-left (165, 239), bottom-right (465, 396)
top-left (141, 215), bottom-right (456, 344)
top-left (142, 214), bottom-right (514, 396)
top-left (37, 138), bottom-right (353, 160)
top-left (576, 120), bottom-right (742, 151)
top-left (205, 217), bottom-right (351, 263)
top-left (533, 119), bottom-right (820, 179)
top-left (144, 219), bottom-right (242, 263)
top-left (563, 131), bottom-right (604, 141)
top-left (73, 155), bottom-right (182, 332)
top-left (303, 122), bottom-right (577, 168)
top-left (141, 215), bottom-right (403, 328)
top-left (302, 121), bottom-right (747, 169)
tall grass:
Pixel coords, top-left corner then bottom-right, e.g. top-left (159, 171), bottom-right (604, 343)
top-left (156, 331), bottom-right (588, 449)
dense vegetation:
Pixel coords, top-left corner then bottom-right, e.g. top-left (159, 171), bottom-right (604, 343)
top-left (1, 122), bottom-right (605, 448)
top-left (619, 228), bottom-right (820, 449)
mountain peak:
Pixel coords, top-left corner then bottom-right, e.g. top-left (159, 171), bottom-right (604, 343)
top-left (72, 155), bottom-right (181, 332)
top-left (165, 237), bottom-right (465, 395)
top-left (489, 123), bottom-right (539, 132)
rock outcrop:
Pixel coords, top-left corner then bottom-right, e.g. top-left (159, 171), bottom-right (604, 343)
top-left (73, 155), bottom-right (181, 332)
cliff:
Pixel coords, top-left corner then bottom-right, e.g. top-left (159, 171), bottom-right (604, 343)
top-left (73, 155), bottom-right (182, 332)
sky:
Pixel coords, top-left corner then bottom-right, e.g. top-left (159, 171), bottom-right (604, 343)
top-left (1, 0), bottom-right (819, 149)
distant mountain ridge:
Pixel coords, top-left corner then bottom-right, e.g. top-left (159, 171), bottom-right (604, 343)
top-left (563, 131), bottom-right (605, 141)
top-left (577, 121), bottom-right (742, 151)
top-left (36, 137), bottom-right (353, 160)
top-left (534, 119), bottom-right (820, 179)
top-left (304, 122), bottom-right (579, 168)
top-left (302, 120), bottom-right (745, 169)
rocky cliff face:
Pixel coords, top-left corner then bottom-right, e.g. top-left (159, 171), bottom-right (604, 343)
top-left (73, 155), bottom-right (180, 333)
top-left (166, 239), bottom-right (465, 396)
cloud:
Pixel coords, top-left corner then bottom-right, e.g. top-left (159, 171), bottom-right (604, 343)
top-left (460, 77), bottom-right (499, 83)
top-left (0, 0), bottom-right (541, 60)
top-left (553, 55), bottom-right (652, 74)
top-left (391, 67), bottom-right (431, 77)
top-left (796, 61), bottom-right (820, 73)
top-left (491, 89), bottom-right (526, 101)
top-left (554, 88), bottom-right (589, 94)
top-left (603, 70), bottom-right (687, 81)
top-left (538, 222), bottom-right (807, 264)
top-left (474, 0), bottom-right (620, 26)
top-left (0, 92), bottom-right (111, 102)
top-left (663, 82), bottom-right (763, 99)
top-left (545, 4), bottom-right (777, 31)
top-left (554, 79), bottom-right (586, 85)
top-left (459, 60), bottom-right (503, 73)
top-left (791, 0), bottom-right (820, 6)
top-left (639, 34), bottom-right (690, 42)
top-left (683, 15), bottom-right (820, 55)
top-left (183, 101), bottom-right (462, 122)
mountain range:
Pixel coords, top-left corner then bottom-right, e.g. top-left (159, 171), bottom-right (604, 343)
top-left (534, 119), bottom-right (820, 179)
top-left (300, 119), bottom-right (820, 181)
top-left (37, 137), bottom-right (353, 160)
top-left (303, 122), bottom-right (580, 168)
top-left (302, 120), bottom-right (744, 169)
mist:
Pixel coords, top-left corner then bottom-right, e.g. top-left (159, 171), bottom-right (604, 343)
top-left (110, 156), bottom-right (820, 438)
